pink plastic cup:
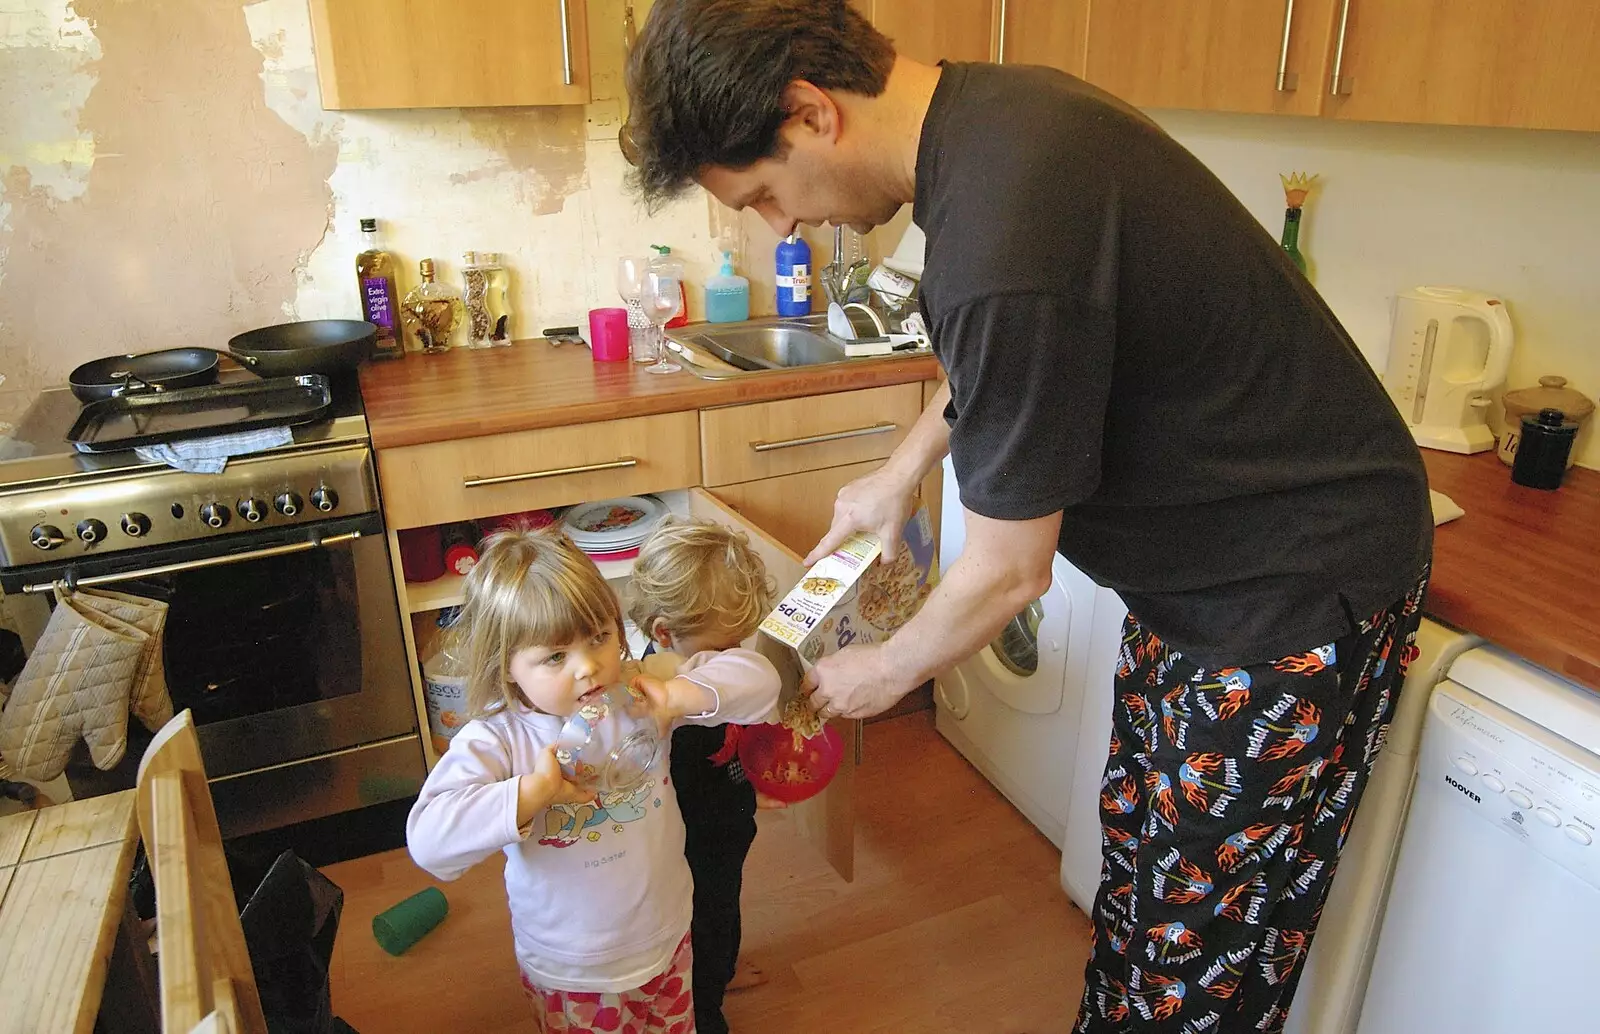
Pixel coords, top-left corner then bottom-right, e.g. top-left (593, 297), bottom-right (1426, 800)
top-left (588, 307), bottom-right (631, 362)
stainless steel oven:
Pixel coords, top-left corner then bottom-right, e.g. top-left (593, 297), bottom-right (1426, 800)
top-left (0, 381), bottom-right (424, 835)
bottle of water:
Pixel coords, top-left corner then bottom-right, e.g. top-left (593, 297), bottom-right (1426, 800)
top-left (422, 608), bottom-right (468, 757)
top-left (775, 234), bottom-right (812, 316)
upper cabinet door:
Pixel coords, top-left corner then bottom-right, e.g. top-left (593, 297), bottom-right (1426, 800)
top-left (1082, 0), bottom-right (1338, 116)
top-left (869, 0), bottom-right (999, 64)
top-left (309, 0), bottom-right (591, 109)
top-left (998, 0), bottom-right (1088, 76)
top-left (1324, 0), bottom-right (1600, 132)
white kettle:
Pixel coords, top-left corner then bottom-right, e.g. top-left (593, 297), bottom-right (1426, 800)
top-left (1381, 286), bottom-right (1514, 454)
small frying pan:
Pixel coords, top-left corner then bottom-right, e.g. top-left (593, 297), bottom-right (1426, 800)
top-left (70, 348), bottom-right (225, 403)
top-left (228, 320), bottom-right (376, 377)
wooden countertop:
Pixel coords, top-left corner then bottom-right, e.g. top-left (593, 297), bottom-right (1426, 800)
top-left (359, 338), bottom-right (941, 450)
top-left (1423, 450), bottom-right (1600, 693)
top-left (0, 790), bottom-right (140, 1034)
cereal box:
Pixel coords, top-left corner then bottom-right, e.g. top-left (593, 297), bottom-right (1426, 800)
top-left (759, 507), bottom-right (936, 666)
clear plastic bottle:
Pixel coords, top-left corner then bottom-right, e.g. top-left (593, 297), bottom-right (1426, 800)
top-left (704, 250), bottom-right (750, 323)
top-left (423, 608), bottom-right (469, 757)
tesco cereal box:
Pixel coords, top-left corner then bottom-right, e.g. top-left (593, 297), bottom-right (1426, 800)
top-left (759, 507), bottom-right (936, 667)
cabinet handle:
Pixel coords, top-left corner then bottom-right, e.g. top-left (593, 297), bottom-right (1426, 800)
top-left (559, 0), bottom-right (574, 86)
top-left (1330, 0), bottom-right (1354, 95)
top-left (1276, 0), bottom-right (1298, 91)
top-left (996, 0), bottom-right (1008, 63)
top-left (749, 422), bottom-right (898, 453)
top-left (464, 457), bottom-right (637, 489)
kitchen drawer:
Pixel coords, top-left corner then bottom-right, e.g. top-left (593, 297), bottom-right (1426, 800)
top-left (700, 384), bottom-right (921, 487)
top-left (378, 411), bottom-right (700, 530)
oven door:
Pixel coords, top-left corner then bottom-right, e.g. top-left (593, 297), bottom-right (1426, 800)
top-left (8, 512), bottom-right (423, 833)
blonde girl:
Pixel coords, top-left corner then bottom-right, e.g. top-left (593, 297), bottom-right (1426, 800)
top-left (625, 516), bottom-right (779, 1034)
top-left (407, 526), bottom-right (780, 1034)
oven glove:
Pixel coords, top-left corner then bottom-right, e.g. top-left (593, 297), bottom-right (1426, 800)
top-left (0, 588), bottom-right (173, 781)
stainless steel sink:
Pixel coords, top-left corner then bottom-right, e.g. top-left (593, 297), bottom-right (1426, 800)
top-left (667, 314), bottom-right (919, 379)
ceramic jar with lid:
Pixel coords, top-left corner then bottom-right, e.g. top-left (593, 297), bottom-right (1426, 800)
top-left (1499, 375), bottom-right (1594, 467)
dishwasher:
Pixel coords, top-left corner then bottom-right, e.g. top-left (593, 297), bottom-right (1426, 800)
top-left (1355, 646), bottom-right (1600, 1034)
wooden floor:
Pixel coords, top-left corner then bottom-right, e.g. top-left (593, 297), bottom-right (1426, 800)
top-left (324, 712), bottom-right (1094, 1033)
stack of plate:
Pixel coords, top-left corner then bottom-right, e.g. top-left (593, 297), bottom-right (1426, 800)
top-left (560, 496), bottom-right (668, 561)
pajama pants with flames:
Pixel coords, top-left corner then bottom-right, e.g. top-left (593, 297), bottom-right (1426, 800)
top-left (1074, 572), bottom-right (1427, 1033)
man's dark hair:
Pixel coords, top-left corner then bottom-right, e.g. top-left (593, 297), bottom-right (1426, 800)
top-left (624, 0), bottom-right (896, 208)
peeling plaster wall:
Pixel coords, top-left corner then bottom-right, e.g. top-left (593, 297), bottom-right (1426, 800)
top-left (0, 0), bottom-right (765, 430)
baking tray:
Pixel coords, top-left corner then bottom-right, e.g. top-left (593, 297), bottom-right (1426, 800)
top-left (67, 374), bottom-right (334, 453)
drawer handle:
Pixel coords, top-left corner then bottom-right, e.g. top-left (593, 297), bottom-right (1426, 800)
top-left (750, 422), bottom-right (898, 453)
top-left (464, 457), bottom-right (638, 489)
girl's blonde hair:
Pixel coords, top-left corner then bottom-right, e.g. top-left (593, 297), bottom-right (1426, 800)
top-left (626, 516), bottom-right (775, 648)
top-left (451, 525), bottom-right (625, 718)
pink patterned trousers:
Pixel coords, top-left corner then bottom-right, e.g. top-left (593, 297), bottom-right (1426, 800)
top-left (521, 933), bottom-right (696, 1034)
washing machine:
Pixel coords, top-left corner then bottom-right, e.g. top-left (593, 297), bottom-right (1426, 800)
top-left (1056, 607), bottom-right (1482, 1034)
top-left (933, 460), bottom-right (1118, 848)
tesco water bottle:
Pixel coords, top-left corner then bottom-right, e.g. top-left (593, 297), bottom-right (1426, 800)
top-left (775, 234), bottom-right (812, 317)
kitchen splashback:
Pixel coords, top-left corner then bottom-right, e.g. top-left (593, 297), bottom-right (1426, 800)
top-left (1154, 110), bottom-right (1600, 470)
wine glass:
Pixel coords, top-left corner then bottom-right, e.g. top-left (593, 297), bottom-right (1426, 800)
top-left (616, 255), bottom-right (651, 363)
top-left (640, 264), bottom-right (684, 375)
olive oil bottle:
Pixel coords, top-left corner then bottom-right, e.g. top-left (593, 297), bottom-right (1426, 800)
top-left (356, 217), bottom-right (404, 358)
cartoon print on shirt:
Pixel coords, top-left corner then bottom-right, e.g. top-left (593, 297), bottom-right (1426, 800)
top-left (539, 800), bottom-right (606, 848)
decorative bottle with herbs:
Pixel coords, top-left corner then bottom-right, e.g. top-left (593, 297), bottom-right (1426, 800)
top-left (1279, 172), bottom-right (1319, 278)
top-left (401, 259), bottom-right (464, 354)
top-left (461, 251), bottom-right (513, 348)
top-left (355, 217), bottom-right (403, 359)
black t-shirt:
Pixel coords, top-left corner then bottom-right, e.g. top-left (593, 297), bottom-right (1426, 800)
top-left (915, 63), bottom-right (1431, 668)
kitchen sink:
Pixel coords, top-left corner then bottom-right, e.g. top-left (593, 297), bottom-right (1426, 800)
top-left (666, 314), bottom-right (920, 379)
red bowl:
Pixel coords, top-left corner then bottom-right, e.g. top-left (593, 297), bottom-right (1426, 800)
top-left (737, 722), bottom-right (845, 804)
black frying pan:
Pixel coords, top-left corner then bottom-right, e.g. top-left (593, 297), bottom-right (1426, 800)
top-left (70, 348), bottom-right (223, 403)
top-left (228, 319), bottom-right (376, 377)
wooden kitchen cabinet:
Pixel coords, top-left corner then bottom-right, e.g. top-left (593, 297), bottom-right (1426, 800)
top-left (997, 0), bottom-right (1088, 75)
top-left (862, 0), bottom-right (998, 63)
top-left (1082, 0), bottom-right (1337, 117)
top-left (308, 0), bottom-right (590, 109)
top-left (1323, 0), bottom-right (1600, 132)
top-left (699, 384), bottom-right (922, 488)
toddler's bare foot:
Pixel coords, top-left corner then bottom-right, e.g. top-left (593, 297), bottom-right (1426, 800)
top-left (726, 957), bottom-right (768, 992)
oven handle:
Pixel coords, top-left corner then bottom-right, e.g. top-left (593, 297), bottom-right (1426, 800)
top-left (22, 531), bottom-right (363, 595)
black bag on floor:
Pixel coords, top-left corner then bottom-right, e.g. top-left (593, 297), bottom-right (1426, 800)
top-left (238, 849), bottom-right (350, 1034)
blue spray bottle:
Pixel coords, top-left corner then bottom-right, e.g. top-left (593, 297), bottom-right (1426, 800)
top-left (774, 234), bottom-right (812, 317)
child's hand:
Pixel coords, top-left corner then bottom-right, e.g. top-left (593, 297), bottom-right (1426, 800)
top-left (755, 791), bottom-right (789, 810)
top-left (631, 674), bottom-right (716, 736)
top-left (517, 746), bottom-right (592, 827)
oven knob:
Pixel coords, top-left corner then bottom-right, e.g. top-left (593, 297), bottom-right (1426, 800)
top-left (75, 519), bottom-right (108, 544)
top-left (310, 486), bottom-right (338, 513)
top-left (120, 512), bottom-right (152, 538)
top-left (274, 492), bottom-right (303, 517)
top-left (237, 498), bottom-right (266, 524)
top-left (199, 502), bottom-right (230, 529)
top-left (29, 524), bottom-right (66, 551)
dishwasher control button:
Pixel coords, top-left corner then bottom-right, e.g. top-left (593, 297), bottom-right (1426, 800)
top-left (1508, 790), bottom-right (1535, 809)
top-left (1453, 757), bottom-right (1479, 776)
top-left (1535, 807), bottom-right (1562, 827)
top-left (1565, 825), bottom-right (1594, 846)
top-left (1480, 774), bottom-right (1506, 793)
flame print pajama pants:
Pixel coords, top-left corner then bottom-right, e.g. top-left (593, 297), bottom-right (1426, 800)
top-left (1074, 571), bottom-right (1428, 1033)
